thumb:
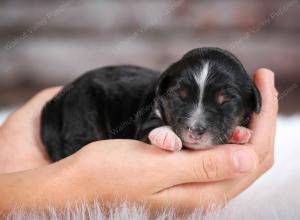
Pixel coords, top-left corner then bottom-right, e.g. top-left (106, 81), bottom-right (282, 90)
top-left (162, 146), bottom-right (258, 185)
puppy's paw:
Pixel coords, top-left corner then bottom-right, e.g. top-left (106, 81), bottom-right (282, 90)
top-left (148, 126), bottom-right (182, 151)
top-left (230, 126), bottom-right (252, 144)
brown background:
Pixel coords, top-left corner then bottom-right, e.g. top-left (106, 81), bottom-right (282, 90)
top-left (0, 0), bottom-right (299, 114)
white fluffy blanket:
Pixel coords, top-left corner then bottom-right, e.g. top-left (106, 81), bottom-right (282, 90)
top-left (1, 110), bottom-right (300, 219)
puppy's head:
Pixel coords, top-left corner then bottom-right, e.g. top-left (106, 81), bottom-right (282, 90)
top-left (155, 47), bottom-right (261, 149)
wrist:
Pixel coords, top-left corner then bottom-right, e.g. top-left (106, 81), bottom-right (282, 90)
top-left (42, 154), bottom-right (90, 206)
top-left (0, 154), bottom-right (88, 212)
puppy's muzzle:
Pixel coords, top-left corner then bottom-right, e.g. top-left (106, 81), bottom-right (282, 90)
top-left (184, 126), bottom-right (207, 143)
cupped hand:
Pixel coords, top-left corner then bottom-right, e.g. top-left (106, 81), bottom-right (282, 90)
top-left (70, 68), bottom-right (278, 212)
top-left (0, 68), bottom-right (277, 214)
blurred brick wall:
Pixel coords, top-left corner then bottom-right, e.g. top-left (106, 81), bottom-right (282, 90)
top-left (0, 0), bottom-right (299, 113)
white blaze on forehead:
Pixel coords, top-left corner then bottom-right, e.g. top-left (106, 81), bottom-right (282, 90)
top-left (194, 62), bottom-right (210, 104)
top-left (189, 62), bottom-right (210, 127)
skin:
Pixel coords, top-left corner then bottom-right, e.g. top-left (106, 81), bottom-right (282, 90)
top-left (0, 68), bottom-right (278, 215)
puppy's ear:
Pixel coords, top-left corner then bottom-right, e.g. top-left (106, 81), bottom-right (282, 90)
top-left (249, 80), bottom-right (262, 113)
top-left (242, 79), bottom-right (261, 127)
top-left (156, 73), bottom-right (169, 96)
top-left (156, 61), bottom-right (180, 97)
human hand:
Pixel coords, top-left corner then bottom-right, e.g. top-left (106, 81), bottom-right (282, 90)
top-left (68, 68), bottom-right (277, 213)
top-left (0, 68), bottom-right (277, 215)
top-left (0, 87), bottom-right (62, 173)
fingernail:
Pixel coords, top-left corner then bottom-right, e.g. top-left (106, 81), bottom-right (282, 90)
top-left (232, 149), bottom-right (257, 173)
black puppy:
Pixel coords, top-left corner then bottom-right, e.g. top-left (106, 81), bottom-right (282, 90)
top-left (41, 47), bottom-right (261, 161)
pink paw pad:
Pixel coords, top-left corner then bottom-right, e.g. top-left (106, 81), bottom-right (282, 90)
top-left (230, 126), bottom-right (253, 144)
top-left (148, 126), bottom-right (182, 151)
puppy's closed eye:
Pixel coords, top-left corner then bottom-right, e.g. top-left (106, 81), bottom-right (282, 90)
top-left (216, 91), bottom-right (231, 105)
top-left (177, 86), bottom-right (189, 99)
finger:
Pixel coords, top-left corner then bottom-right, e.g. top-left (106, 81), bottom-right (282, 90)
top-left (249, 69), bottom-right (278, 144)
top-left (2, 87), bottom-right (62, 130)
top-left (248, 69), bottom-right (278, 159)
top-left (153, 151), bottom-right (274, 212)
top-left (22, 87), bottom-right (63, 116)
top-left (9, 87), bottom-right (62, 120)
top-left (160, 145), bottom-right (258, 185)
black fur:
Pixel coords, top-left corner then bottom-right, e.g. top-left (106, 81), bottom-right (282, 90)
top-left (41, 47), bottom-right (261, 161)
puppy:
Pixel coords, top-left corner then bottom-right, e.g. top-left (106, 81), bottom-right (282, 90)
top-left (41, 47), bottom-right (261, 161)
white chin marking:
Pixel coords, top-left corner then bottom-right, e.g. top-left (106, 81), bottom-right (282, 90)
top-left (183, 141), bottom-right (213, 150)
top-left (183, 132), bottom-right (213, 150)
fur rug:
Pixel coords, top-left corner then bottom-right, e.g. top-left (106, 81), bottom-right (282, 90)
top-left (1, 110), bottom-right (300, 219)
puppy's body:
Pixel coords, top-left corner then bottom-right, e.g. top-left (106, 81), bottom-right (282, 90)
top-left (42, 66), bottom-right (161, 160)
top-left (41, 47), bottom-right (261, 161)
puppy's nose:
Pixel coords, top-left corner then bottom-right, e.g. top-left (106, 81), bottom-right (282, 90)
top-left (187, 126), bottom-right (206, 139)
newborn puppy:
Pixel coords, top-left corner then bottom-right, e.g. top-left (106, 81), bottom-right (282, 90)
top-left (41, 47), bottom-right (261, 161)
